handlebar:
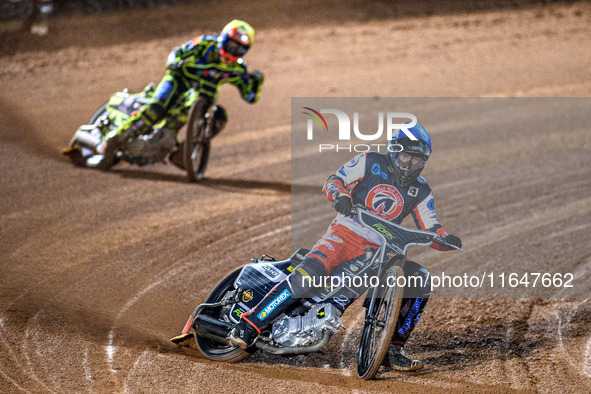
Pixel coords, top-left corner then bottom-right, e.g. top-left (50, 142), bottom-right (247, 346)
top-left (349, 204), bottom-right (462, 252)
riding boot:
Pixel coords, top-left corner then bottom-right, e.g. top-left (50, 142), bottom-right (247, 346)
top-left (98, 124), bottom-right (140, 170)
top-left (168, 142), bottom-right (185, 170)
top-left (381, 343), bottom-right (424, 371)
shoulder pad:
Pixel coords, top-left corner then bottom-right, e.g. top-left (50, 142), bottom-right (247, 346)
top-left (202, 34), bottom-right (219, 43)
top-left (191, 35), bottom-right (204, 46)
top-left (416, 176), bottom-right (427, 184)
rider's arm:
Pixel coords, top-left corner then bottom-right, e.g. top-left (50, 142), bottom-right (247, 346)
top-left (411, 191), bottom-right (452, 251)
top-left (323, 153), bottom-right (367, 202)
top-left (232, 66), bottom-right (264, 104)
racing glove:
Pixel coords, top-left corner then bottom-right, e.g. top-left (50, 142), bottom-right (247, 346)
top-left (333, 195), bottom-right (353, 216)
top-left (246, 70), bottom-right (264, 103)
top-left (443, 235), bottom-right (462, 249)
top-left (250, 70), bottom-right (264, 83)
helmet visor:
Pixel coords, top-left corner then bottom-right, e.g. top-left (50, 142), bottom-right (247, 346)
top-left (394, 152), bottom-right (427, 171)
top-left (224, 38), bottom-right (249, 57)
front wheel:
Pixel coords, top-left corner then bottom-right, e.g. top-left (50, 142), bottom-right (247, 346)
top-left (194, 267), bottom-right (255, 362)
top-left (357, 266), bottom-right (404, 380)
top-left (184, 96), bottom-right (212, 182)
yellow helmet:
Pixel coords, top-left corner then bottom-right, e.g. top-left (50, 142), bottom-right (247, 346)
top-left (218, 20), bottom-right (255, 63)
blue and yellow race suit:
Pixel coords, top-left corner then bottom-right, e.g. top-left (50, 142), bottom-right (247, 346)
top-left (114, 34), bottom-right (263, 137)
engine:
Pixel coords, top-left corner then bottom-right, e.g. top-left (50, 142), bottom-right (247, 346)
top-left (271, 303), bottom-right (343, 347)
top-left (126, 126), bottom-right (177, 163)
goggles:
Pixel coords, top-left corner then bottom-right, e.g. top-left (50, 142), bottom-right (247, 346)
top-left (395, 152), bottom-right (427, 170)
top-left (224, 38), bottom-right (249, 57)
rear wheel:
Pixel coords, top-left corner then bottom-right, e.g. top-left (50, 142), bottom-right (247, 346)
top-left (89, 103), bottom-right (108, 124)
top-left (184, 97), bottom-right (212, 182)
top-left (357, 265), bottom-right (404, 380)
top-left (194, 267), bottom-right (255, 362)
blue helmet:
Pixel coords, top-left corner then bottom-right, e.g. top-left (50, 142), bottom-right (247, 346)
top-left (386, 123), bottom-right (432, 186)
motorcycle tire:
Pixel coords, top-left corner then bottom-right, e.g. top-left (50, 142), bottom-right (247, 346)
top-left (194, 267), bottom-right (256, 363)
top-left (184, 96), bottom-right (211, 182)
top-left (357, 265), bottom-right (404, 380)
top-left (89, 103), bottom-right (108, 124)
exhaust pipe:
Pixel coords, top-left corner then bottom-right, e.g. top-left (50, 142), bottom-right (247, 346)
top-left (72, 126), bottom-right (101, 151)
top-left (194, 315), bottom-right (333, 354)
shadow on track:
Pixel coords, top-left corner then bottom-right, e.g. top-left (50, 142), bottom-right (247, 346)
top-left (0, 97), bottom-right (63, 162)
top-left (112, 167), bottom-right (303, 194)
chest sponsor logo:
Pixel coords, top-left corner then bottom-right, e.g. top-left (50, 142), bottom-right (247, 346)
top-left (365, 185), bottom-right (404, 219)
top-left (371, 163), bottom-right (388, 180)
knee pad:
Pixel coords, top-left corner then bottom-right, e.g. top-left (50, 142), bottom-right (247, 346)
top-left (289, 257), bottom-right (328, 298)
top-left (212, 106), bottom-right (228, 137)
top-left (143, 102), bottom-right (167, 124)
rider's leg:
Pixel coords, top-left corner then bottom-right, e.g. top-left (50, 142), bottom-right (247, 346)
top-left (228, 224), bottom-right (377, 349)
top-left (211, 105), bottom-right (228, 138)
top-left (227, 257), bottom-right (328, 349)
top-left (384, 260), bottom-right (431, 371)
top-left (99, 71), bottom-right (186, 169)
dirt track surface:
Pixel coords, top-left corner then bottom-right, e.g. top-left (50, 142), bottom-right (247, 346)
top-left (1, 1), bottom-right (591, 392)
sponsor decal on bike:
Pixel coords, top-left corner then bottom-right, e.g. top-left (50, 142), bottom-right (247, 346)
top-left (349, 263), bottom-right (359, 272)
top-left (261, 265), bottom-right (279, 278)
top-left (317, 307), bottom-right (326, 318)
top-left (325, 234), bottom-right (343, 244)
top-left (372, 223), bottom-right (395, 240)
top-left (365, 184), bottom-right (404, 219)
top-left (371, 163), bottom-right (388, 180)
top-left (257, 289), bottom-right (291, 321)
top-left (242, 290), bottom-right (254, 303)
top-left (233, 307), bottom-right (245, 318)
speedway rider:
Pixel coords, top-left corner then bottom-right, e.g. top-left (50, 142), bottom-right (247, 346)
top-left (98, 20), bottom-right (264, 169)
top-left (229, 123), bottom-right (462, 371)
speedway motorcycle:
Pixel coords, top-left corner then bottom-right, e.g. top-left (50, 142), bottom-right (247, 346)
top-left (171, 205), bottom-right (461, 379)
top-left (63, 82), bottom-right (215, 182)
